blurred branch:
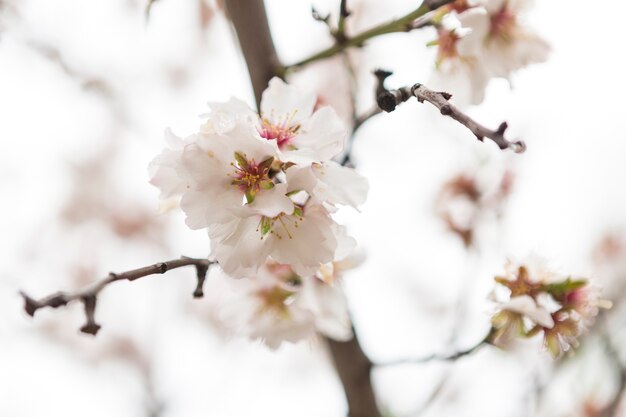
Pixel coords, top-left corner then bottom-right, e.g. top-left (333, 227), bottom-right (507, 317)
top-left (286, 0), bottom-right (453, 71)
top-left (375, 328), bottom-right (493, 367)
top-left (374, 69), bottom-right (526, 153)
top-left (21, 257), bottom-right (213, 335)
top-left (223, 0), bottom-right (283, 108)
top-left (598, 333), bottom-right (626, 417)
top-left (145, 0), bottom-right (160, 19)
top-left (327, 328), bottom-right (382, 417)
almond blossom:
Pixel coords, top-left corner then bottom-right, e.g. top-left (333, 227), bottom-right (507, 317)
top-left (258, 78), bottom-right (348, 164)
top-left (430, 0), bottom-right (549, 104)
top-left (149, 78), bottom-right (367, 279)
top-left (489, 257), bottom-right (610, 357)
top-left (220, 261), bottom-right (352, 349)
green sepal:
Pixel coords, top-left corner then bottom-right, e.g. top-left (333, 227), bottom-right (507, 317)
top-left (258, 156), bottom-right (274, 173)
top-left (541, 278), bottom-right (587, 300)
top-left (234, 152), bottom-right (249, 170)
top-left (260, 216), bottom-right (271, 235)
top-left (245, 189), bottom-right (256, 204)
top-left (260, 180), bottom-right (274, 190)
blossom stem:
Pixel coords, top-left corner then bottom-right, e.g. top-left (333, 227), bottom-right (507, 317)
top-left (285, 0), bottom-right (454, 71)
top-left (20, 257), bottom-right (214, 335)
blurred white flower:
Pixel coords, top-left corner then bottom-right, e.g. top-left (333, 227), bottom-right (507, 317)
top-left (490, 257), bottom-right (610, 358)
top-left (431, 0), bottom-right (549, 104)
top-left (221, 261), bottom-right (351, 349)
top-left (500, 294), bottom-right (554, 328)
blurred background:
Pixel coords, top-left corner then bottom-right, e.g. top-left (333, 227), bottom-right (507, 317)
top-left (2, 0), bottom-right (626, 416)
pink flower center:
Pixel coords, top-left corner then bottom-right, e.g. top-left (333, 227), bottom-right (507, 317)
top-left (489, 5), bottom-right (516, 42)
top-left (228, 152), bottom-right (274, 200)
top-left (436, 28), bottom-right (461, 64)
top-left (258, 113), bottom-right (300, 149)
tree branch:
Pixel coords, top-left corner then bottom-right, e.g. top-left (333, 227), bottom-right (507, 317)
top-left (374, 329), bottom-right (493, 367)
top-left (286, 0), bottom-right (454, 71)
top-left (327, 329), bottom-right (381, 417)
top-left (20, 257), bottom-right (213, 335)
top-left (223, 0), bottom-right (284, 108)
top-left (375, 70), bottom-right (526, 153)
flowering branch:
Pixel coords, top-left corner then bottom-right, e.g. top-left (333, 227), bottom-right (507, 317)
top-left (223, 2), bottom-right (382, 416)
top-left (286, 0), bottom-right (454, 71)
top-left (374, 70), bottom-right (526, 153)
top-left (20, 257), bottom-right (213, 335)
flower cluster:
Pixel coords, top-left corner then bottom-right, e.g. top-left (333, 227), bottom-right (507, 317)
top-left (150, 77), bottom-right (367, 279)
top-left (149, 78), bottom-right (367, 347)
top-left (489, 258), bottom-right (610, 358)
top-left (430, 0), bottom-right (550, 104)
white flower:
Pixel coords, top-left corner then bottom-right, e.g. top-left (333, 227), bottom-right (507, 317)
top-left (462, 0), bottom-right (550, 78)
top-left (150, 77), bottom-right (366, 283)
top-left (501, 294), bottom-right (554, 328)
top-left (431, 0), bottom-right (549, 105)
top-left (220, 262), bottom-right (351, 349)
top-left (285, 161), bottom-right (369, 209)
top-left (209, 202), bottom-right (342, 278)
top-left (200, 97), bottom-right (258, 136)
top-left (429, 10), bottom-right (492, 105)
top-left (259, 78), bottom-right (348, 164)
top-left (148, 128), bottom-right (195, 211)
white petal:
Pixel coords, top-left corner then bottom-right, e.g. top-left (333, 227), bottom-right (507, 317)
top-left (288, 106), bottom-right (347, 162)
top-left (211, 215), bottom-right (272, 278)
top-left (270, 205), bottom-right (337, 276)
top-left (457, 9), bottom-right (490, 57)
top-left (311, 161), bottom-right (368, 208)
top-left (249, 183), bottom-right (295, 218)
top-left (502, 295), bottom-right (554, 328)
top-left (260, 77), bottom-right (316, 125)
top-left (202, 97), bottom-right (256, 135)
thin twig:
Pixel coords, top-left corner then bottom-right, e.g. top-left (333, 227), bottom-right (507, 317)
top-left (375, 329), bottom-right (493, 367)
top-left (599, 332), bottom-right (626, 417)
top-left (286, 0), bottom-right (454, 70)
top-left (340, 72), bottom-right (387, 167)
top-left (336, 0), bottom-right (350, 43)
top-left (374, 70), bottom-right (526, 153)
top-left (20, 257), bottom-right (214, 335)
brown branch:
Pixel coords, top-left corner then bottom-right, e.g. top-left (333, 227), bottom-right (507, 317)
top-left (327, 330), bottom-right (381, 417)
top-left (223, 0), bottom-right (284, 109)
top-left (287, 0), bottom-right (454, 70)
top-left (374, 70), bottom-right (526, 153)
top-left (374, 329), bottom-right (493, 367)
top-left (20, 257), bottom-right (213, 335)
